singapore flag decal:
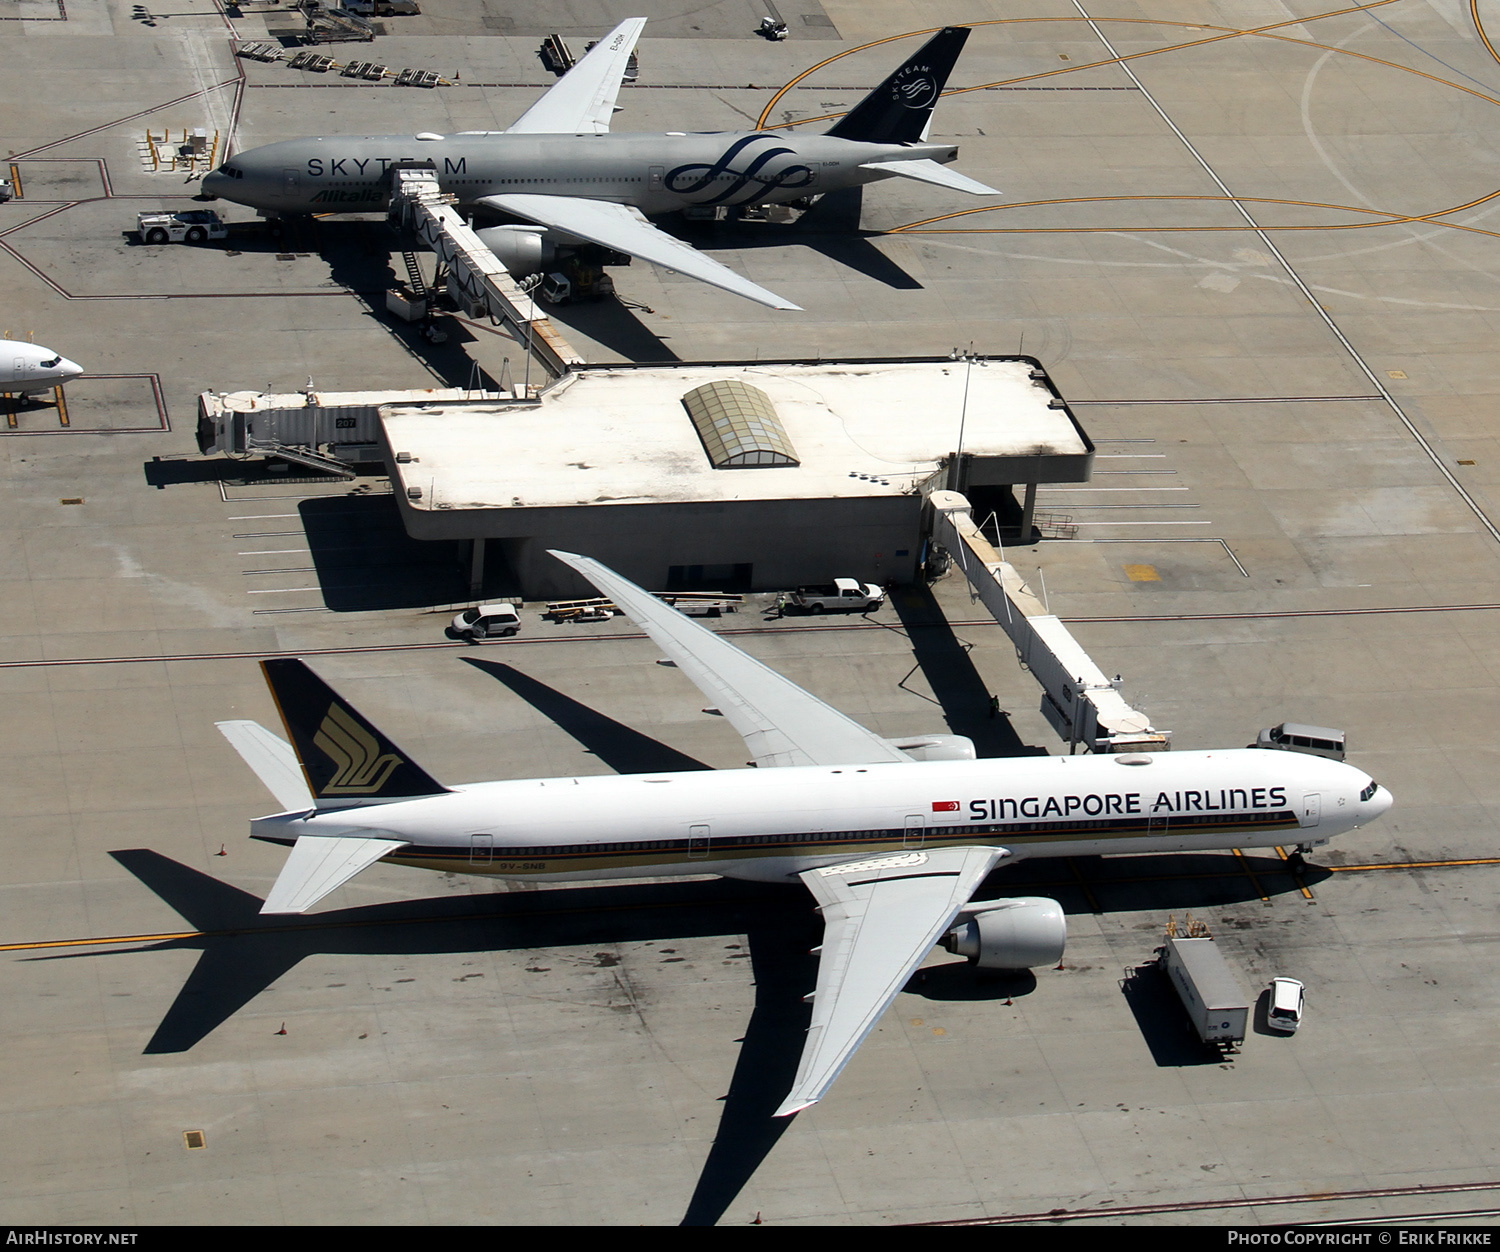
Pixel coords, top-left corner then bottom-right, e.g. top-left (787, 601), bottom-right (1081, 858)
top-left (931, 800), bottom-right (960, 813)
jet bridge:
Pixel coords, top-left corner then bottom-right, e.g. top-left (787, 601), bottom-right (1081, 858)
top-left (928, 490), bottom-right (1171, 754)
top-left (388, 168), bottom-right (585, 381)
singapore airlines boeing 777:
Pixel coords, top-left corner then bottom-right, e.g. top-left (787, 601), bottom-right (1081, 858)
top-left (201, 20), bottom-right (999, 310)
top-left (218, 551), bottom-right (1392, 1117)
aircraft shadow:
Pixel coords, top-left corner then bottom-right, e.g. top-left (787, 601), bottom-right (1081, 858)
top-left (540, 295), bottom-right (682, 363)
top-left (460, 657), bottom-right (711, 774)
top-left (680, 910), bottom-right (820, 1227)
top-left (891, 583), bottom-right (1049, 759)
top-left (667, 187), bottom-right (924, 292)
top-left (46, 849), bottom-right (818, 1224)
top-left (27, 851), bottom-right (811, 1059)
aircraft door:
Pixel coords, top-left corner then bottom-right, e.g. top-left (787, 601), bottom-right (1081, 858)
top-left (1300, 793), bottom-right (1321, 828)
top-left (1147, 808), bottom-right (1168, 838)
top-left (468, 833), bottom-right (494, 864)
top-left (688, 823), bottom-right (710, 860)
top-left (903, 814), bottom-right (925, 849)
top-left (648, 165), bottom-right (664, 191)
top-left (282, 168), bottom-right (301, 199)
top-left (12, 356), bottom-right (25, 382)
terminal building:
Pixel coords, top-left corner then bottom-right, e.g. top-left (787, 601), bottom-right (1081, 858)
top-left (200, 356), bottom-right (1095, 599)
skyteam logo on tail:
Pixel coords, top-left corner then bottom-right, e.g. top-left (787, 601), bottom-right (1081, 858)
top-left (890, 63), bottom-right (939, 110)
top-left (314, 703), bottom-right (404, 794)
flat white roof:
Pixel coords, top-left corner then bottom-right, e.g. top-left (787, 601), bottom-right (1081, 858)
top-left (382, 359), bottom-right (1089, 511)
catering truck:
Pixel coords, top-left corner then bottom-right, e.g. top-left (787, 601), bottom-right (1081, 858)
top-left (1160, 933), bottom-right (1250, 1048)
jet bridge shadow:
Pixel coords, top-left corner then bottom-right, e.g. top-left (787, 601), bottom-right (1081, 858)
top-left (37, 851), bottom-right (818, 1227)
top-left (461, 657), bottom-right (711, 774)
top-left (297, 493), bottom-right (517, 610)
top-left (891, 583), bottom-right (1050, 759)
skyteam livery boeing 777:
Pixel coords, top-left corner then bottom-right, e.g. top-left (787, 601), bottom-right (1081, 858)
top-left (201, 20), bottom-right (999, 310)
top-left (219, 552), bottom-right (1393, 1118)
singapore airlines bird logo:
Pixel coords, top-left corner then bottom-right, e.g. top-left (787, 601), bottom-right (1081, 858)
top-left (314, 703), bottom-right (404, 794)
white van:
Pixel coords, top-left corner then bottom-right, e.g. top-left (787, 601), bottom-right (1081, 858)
top-left (1267, 977), bottom-right (1305, 1033)
top-left (1254, 722), bottom-right (1346, 761)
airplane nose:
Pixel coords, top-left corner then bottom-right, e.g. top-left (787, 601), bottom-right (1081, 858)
top-left (200, 171), bottom-right (225, 200)
top-left (1368, 785), bottom-right (1393, 820)
top-left (58, 358), bottom-right (83, 380)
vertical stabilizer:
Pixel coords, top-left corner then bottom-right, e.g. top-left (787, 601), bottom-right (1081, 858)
top-left (260, 658), bottom-right (448, 805)
top-left (825, 27), bottom-right (971, 145)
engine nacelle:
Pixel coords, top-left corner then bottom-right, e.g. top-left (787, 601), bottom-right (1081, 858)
top-left (885, 734), bottom-right (976, 762)
top-left (474, 224), bottom-right (556, 277)
top-left (941, 897), bottom-right (1066, 969)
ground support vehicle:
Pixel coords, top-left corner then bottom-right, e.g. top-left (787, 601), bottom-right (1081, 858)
top-left (1160, 933), bottom-right (1250, 1048)
top-left (450, 604), bottom-right (520, 639)
top-left (785, 579), bottom-right (885, 614)
top-left (137, 210), bottom-right (228, 244)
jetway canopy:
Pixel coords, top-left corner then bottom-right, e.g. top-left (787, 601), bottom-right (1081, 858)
top-left (929, 490), bottom-right (1170, 754)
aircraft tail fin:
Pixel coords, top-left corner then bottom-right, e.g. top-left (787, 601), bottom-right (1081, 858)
top-left (826, 27), bottom-right (971, 145)
top-left (259, 658), bottom-right (448, 806)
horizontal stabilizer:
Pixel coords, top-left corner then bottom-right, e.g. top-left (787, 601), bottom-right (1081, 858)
top-left (217, 720), bottom-right (315, 812)
top-left (859, 159), bottom-right (999, 196)
top-left (261, 834), bottom-right (409, 915)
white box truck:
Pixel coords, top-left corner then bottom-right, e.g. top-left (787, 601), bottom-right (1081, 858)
top-left (1160, 935), bottom-right (1250, 1048)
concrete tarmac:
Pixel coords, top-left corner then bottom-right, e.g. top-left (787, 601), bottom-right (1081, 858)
top-left (4, 0), bottom-right (1500, 1226)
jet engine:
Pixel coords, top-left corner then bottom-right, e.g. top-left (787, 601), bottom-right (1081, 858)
top-left (475, 224), bottom-right (556, 277)
top-left (884, 734), bottom-right (976, 762)
top-left (940, 897), bottom-right (1066, 969)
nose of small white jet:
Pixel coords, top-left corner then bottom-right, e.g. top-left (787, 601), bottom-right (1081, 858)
top-left (57, 357), bottom-right (83, 381)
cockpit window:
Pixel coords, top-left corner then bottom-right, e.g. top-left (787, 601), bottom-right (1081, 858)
top-left (219, 164), bottom-right (244, 179)
top-left (39, 357), bottom-right (60, 368)
top-left (1360, 781), bottom-right (1379, 801)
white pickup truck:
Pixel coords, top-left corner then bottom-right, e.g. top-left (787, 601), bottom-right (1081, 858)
top-left (786, 578), bottom-right (885, 614)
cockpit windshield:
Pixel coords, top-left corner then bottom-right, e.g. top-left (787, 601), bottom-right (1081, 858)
top-left (1360, 780), bottom-right (1379, 801)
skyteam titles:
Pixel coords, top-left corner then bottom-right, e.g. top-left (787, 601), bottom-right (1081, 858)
top-left (964, 787), bottom-right (1288, 821)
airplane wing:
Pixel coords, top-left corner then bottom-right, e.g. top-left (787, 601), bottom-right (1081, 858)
top-left (776, 845), bottom-right (1006, 1117)
top-left (859, 158), bottom-right (1000, 196)
top-left (261, 834), bottom-right (409, 915)
top-left (506, 18), bottom-right (647, 136)
top-left (550, 550), bottom-right (909, 768)
top-left (475, 194), bottom-right (802, 311)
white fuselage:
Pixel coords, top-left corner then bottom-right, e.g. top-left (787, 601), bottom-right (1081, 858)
top-left (2, 341), bottom-right (82, 394)
top-left (252, 749), bottom-right (1391, 884)
top-left (201, 130), bottom-right (960, 217)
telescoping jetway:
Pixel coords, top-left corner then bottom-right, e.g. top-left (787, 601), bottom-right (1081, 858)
top-left (928, 490), bottom-right (1171, 754)
top-left (388, 167), bottom-right (585, 380)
